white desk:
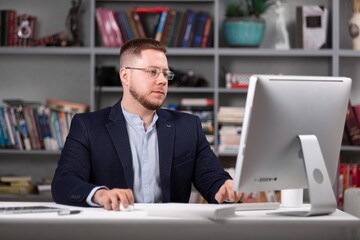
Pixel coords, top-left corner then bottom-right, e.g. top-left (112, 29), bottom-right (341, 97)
top-left (0, 202), bottom-right (359, 240)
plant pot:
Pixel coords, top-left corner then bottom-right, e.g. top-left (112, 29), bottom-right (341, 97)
top-left (223, 17), bottom-right (265, 47)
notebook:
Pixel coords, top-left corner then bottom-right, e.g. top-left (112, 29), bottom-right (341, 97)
top-left (0, 206), bottom-right (65, 214)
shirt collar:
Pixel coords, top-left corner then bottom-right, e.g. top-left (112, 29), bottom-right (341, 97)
top-left (121, 105), bottom-right (158, 132)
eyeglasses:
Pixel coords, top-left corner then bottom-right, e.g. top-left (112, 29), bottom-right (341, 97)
top-left (125, 66), bottom-right (175, 81)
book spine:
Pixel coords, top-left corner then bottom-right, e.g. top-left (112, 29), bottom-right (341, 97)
top-left (8, 107), bottom-right (23, 150)
top-left (95, 8), bottom-right (110, 47)
top-left (201, 16), bottom-right (212, 48)
top-left (0, 107), bottom-right (11, 148)
top-left (107, 9), bottom-right (123, 47)
top-left (131, 9), bottom-right (146, 39)
top-left (344, 103), bottom-right (360, 145)
top-left (7, 10), bottom-right (16, 47)
top-left (154, 11), bottom-right (168, 42)
top-left (116, 11), bottom-right (131, 42)
top-left (191, 12), bottom-right (207, 47)
top-left (51, 111), bottom-right (63, 150)
top-left (126, 10), bottom-right (139, 39)
top-left (181, 98), bottom-right (214, 107)
top-left (181, 10), bottom-right (196, 47)
top-left (3, 106), bottom-right (15, 148)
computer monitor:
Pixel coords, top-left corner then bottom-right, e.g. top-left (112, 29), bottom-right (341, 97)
top-left (233, 75), bottom-right (351, 216)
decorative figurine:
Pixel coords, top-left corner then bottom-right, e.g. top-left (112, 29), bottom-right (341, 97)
top-left (274, 0), bottom-right (290, 50)
top-left (66, 0), bottom-right (83, 46)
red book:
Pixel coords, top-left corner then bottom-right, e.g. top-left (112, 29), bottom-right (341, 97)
top-left (95, 8), bottom-right (123, 47)
top-left (338, 163), bottom-right (345, 207)
top-left (136, 7), bottom-right (170, 14)
top-left (344, 103), bottom-right (360, 145)
top-left (7, 10), bottom-right (17, 47)
top-left (351, 164), bottom-right (359, 187)
top-left (95, 8), bottom-right (109, 46)
top-left (180, 98), bottom-right (214, 107)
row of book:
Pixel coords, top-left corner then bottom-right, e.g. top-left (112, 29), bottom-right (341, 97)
top-left (337, 162), bottom-right (360, 207)
top-left (0, 175), bottom-right (51, 196)
top-left (0, 99), bottom-right (88, 151)
top-left (167, 98), bottom-right (214, 145)
top-left (95, 7), bottom-right (213, 48)
top-left (0, 9), bottom-right (68, 47)
top-left (0, 9), bottom-right (36, 47)
top-left (218, 106), bottom-right (244, 153)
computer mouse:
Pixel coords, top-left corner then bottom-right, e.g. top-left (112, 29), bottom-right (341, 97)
top-left (119, 203), bottom-right (134, 211)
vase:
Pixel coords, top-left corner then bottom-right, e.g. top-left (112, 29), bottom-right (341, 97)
top-left (349, 13), bottom-right (360, 50)
top-left (223, 17), bottom-right (265, 47)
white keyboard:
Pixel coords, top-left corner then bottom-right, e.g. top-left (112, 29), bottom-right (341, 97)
top-left (229, 202), bottom-right (280, 211)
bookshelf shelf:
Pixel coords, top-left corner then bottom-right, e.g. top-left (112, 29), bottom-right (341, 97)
top-left (0, 47), bottom-right (92, 55)
top-left (0, 0), bottom-right (359, 201)
top-left (217, 49), bottom-right (335, 57)
top-left (0, 150), bottom-right (61, 156)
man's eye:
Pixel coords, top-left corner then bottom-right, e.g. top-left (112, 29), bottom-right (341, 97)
top-left (148, 69), bottom-right (158, 76)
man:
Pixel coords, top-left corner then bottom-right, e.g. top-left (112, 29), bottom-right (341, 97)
top-left (52, 38), bottom-right (242, 210)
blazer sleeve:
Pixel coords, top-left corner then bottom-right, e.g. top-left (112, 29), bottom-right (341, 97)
top-left (51, 114), bottom-right (97, 207)
top-left (192, 116), bottom-right (232, 203)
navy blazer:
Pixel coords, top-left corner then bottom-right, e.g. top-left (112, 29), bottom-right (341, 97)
top-left (51, 101), bottom-right (231, 207)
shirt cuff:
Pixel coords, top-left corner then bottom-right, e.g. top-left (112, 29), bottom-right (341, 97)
top-left (86, 186), bottom-right (108, 207)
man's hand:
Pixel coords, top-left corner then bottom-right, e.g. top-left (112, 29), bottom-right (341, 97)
top-left (214, 179), bottom-right (242, 203)
top-left (92, 188), bottom-right (134, 211)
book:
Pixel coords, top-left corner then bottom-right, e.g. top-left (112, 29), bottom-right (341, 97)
top-left (167, 10), bottom-right (182, 47)
top-left (0, 181), bottom-right (36, 195)
top-left (115, 11), bottom-right (133, 42)
top-left (95, 8), bottom-right (123, 47)
top-left (33, 32), bottom-right (67, 47)
top-left (201, 15), bottom-right (212, 48)
top-left (130, 9), bottom-right (146, 38)
top-left (180, 98), bottom-right (214, 107)
top-left (225, 73), bottom-right (251, 89)
top-left (154, 11), bottom-right (168, 42)
top-left (46, 98), bottom-right (89, 113)
top-left (181, 9), bottom-right (196, 47)
top-left (0, 107), bottom-right (11, 148)
top-left (135, 7), bottom-right (170, 38)
top-left (160, 10), bottom-right (176, 45)
top-left (0, 176), bottom-right (32, 182)
top-left (126, 9), bottom-right (139, 39)
top-left (344, 103), bottom-right (360, 145)
top-left (191, 12), bottom-right (208, 47)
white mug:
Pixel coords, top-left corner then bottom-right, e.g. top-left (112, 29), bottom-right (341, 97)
top-left (281, 189), bottom-right (303, 208)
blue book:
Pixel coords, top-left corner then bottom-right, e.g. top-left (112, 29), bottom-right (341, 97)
top-left (116, 11), bottom-right (134, 41)
top-left (191, 12), bottom-right (208, 47)
top-left (0, 107), bottom-right (11, 148)
top-left (154, 11), bottom-right (168, 41)
top-left (181, 9), bottom-right (196, 48)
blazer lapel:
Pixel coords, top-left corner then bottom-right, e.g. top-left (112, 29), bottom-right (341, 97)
top-left (106, 101), bottom-right (134, 189)
top-left (156, 111), bottom-right (175, 202)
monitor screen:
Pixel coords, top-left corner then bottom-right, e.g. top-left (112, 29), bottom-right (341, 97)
top-left (233, 75), bottom-right (351, 215)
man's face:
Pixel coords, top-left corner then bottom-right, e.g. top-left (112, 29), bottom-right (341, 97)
top-left (127, 49), bottom-right (169, 111)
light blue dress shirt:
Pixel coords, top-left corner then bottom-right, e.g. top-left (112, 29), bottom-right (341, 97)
top-left (86, 107), bottom-right (163, 206)
top-left (122, 107), bottom-right (163, 203)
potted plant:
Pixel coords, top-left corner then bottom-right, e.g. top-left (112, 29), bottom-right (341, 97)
top-left (223, 0), bottom-right (273, 47)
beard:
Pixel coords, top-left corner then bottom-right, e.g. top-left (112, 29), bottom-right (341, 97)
top-left (129, 86), bottom-right (164, 111)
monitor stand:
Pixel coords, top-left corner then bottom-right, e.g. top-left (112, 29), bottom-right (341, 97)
top-left (271, 135), bottom-right (337, 216)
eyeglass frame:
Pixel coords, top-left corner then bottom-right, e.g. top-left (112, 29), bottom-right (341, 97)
top-left (125, 66), bottom-right (175, 81)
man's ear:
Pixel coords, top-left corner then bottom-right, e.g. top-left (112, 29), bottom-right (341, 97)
top-left (119, 68), bottom-right (129, 86)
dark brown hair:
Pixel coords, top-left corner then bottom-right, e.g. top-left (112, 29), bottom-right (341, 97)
top-left (120, 38), bottom-right (166, 67)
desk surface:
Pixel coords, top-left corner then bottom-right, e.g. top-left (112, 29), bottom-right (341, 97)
top-left (0, 202), bottom-right (359, 240)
